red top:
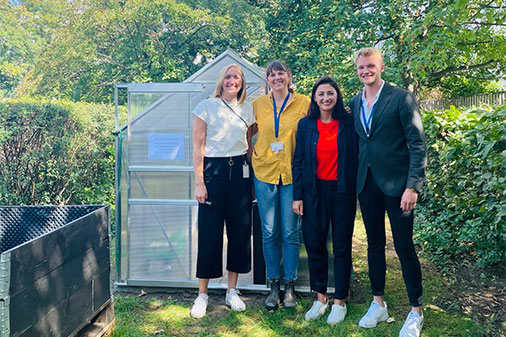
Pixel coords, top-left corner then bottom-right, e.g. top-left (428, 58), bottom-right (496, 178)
top-left (316, 118), bottom-right (339, 180)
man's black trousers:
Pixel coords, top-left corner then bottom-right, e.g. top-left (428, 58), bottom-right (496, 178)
top-left (358, 169), bottom-right (423, 307)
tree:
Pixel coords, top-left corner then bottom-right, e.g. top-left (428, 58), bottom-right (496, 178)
top-left (258, 0), bottom-right (505, 98)
top-left (0, 0), bottom-right (40, 97)
top-left (8, 0), bottom-right (505, 100)
top-left (18, 0), bottom-right (268, 103)
top-left (0, 0), bottom-right (71, 97)
top-left (377, 0), bottom-right (506, 96)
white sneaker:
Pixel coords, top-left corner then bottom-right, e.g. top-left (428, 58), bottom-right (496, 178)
top-left (305, 300), bottom-right (328, 321)
top-left (225, 288), bottom-right (246, 312)
top-left (358, 300), bottom-right (389, 328)
top-left (327, 304), bottom-right (347, 325)
top-left (190, 293), bottom-right (208, 319)
top-left (399, 311), bottom-right (424, 337)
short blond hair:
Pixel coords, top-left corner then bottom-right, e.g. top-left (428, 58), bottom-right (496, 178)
top-left (354, 47), bottom-right (384, 64)
top-left (211, 64), bottom-right (247, 103)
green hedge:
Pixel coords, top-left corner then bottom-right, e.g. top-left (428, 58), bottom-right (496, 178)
top-left (1, 98), bottom-right (504, 268)
top-left (0, 98), bottom-right (115, 206)
top-left (416, 105), bottom-right (506, 268)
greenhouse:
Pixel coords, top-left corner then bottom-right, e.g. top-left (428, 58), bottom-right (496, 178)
top-left (114, 49), bottom-right (269, 290)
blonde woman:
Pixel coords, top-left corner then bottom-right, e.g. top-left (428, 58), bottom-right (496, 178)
top-left (191, 64), bottom-right (255, 318)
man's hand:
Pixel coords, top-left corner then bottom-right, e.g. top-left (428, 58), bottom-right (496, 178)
top-left (293, 200), bottom-right (303, 215)
top-left (400, 188), bottom-right (418, 212)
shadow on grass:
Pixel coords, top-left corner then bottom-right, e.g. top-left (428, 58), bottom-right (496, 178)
top-left (110, 214), bottom-right (486, 337)
top-left (111, 292), bottom-right (483, 337)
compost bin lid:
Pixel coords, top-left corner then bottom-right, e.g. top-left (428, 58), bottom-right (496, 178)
top-left (0, 205), bottom-right (103, 253)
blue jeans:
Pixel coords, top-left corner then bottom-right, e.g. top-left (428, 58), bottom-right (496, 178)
top-left (254, 176), bottom-right (301, 281)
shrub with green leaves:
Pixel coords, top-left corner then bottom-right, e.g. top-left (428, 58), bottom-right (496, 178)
top-left (416, 105), bottom-right (506, 268)
top-left (0, 99), bottom-right (114, 206)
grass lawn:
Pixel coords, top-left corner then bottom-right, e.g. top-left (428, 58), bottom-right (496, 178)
top-left (109, 215), bottom-right (488, 337)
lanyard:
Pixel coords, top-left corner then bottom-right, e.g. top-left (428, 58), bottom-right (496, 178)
top-left (361, 102), bottom-right (376, 136)
top-left (273, 92), bottom-right (290, 138)
top-left (221, 99), bottom-right (248, 129)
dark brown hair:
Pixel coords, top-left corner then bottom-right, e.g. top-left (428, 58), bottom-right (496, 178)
top-left (308, 76), bottom-right (347, 120)
top-left (265, 60), bottom-right (294, 93)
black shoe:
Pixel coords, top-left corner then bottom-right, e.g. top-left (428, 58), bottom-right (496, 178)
top-left (265, 278), bottom-right (280, 310)
top-left (283, 278), bottom-right (297, 307)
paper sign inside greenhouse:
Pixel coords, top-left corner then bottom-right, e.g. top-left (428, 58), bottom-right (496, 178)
top-left (148, 134), bottom-right (184, 160)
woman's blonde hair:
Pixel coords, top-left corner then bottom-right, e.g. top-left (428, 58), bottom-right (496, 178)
top-left (265, 60), bottom-right (295, 93)
top-left (211, 64), bottom-right (247, 103)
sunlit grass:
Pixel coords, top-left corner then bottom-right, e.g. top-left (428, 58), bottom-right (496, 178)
top-left (111, 290), bottom-right (483, 337)
top-left (111, 215), bottom-right (486, 337)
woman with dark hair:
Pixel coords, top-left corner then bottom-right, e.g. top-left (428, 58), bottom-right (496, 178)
top-left (190, 64), bottom-right (255, 319)
top-left (292, 76), bottom-right (358, 324)
top-left (250, 60), bottom-right (310, 310)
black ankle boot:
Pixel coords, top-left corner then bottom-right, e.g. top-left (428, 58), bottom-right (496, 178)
top-left (265, 278), bottom-right (280, 310)
top-left (283, 278), bottom-right (297, 307)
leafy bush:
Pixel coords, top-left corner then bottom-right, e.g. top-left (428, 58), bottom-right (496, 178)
top-left (416, 105), bottom-right (506, 268)
top-left (0, 98), bottom-right (115, 206)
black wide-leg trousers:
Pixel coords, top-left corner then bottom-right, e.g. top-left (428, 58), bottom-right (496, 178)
top-left (196, 155), bottom-right (252, 279)
top-left (302, 180), bottom-right (356, 299)
top-left (358, 169), bottom-right (423, 307)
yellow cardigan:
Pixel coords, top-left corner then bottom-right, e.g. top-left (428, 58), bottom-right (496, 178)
top-left (252, 92), bottom-right (310, 185)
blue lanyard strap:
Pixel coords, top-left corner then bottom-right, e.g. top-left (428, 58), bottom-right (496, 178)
top-left (361, 102), bottom-right (376, 136)
top-left (273, 92), bottom-right (290, 138)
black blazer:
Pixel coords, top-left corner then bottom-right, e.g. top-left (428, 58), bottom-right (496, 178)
top-left (292, 113), bottom-right (358, 201)
top-left (350, 82), bottom-right (427, 197)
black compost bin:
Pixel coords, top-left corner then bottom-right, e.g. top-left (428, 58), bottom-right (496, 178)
top-left (0, 205), bottom-right (112, 337)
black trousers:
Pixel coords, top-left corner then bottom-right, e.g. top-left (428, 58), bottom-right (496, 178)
top-left (196, 155), bottom-right (252, 279)
top-left (302, 180), bottom-right (356, 299)
top-left (358, 169), bottom-right (423, 307)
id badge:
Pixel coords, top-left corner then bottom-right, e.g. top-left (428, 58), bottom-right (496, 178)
top-left (242, 163), bottom-right (250, 178)
top-left (270, 141), bottom-right (284, 153)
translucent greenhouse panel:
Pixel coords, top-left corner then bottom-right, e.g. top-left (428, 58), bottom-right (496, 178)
top-left (130, 93), bottom-right (193, 132)
top-left (129, 172), bottom-right (195, 200)
top-left (128, 92), bottom-right (200, 167)
top-left (127, 132), bottom-right (192, 167)
top-left (129, 92), bottom-right (165, 120)
top-left (127, 204), bottom-right (197, 280)
top-left (127, 204), bottom-right (254, 284)
top-left (245, 85), bottom-right (266, 102)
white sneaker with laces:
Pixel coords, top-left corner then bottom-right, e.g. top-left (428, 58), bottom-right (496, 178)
top-left (358, 300), bottom-right (389, 328)
top-left (305, 300), bottom-right (328, 321)
top-left (226, 288), bottom-right (246, 312)
top-left (399, 311), bottom-right (424, 337)
top-left (327, 303), bottom-right (347, 325)
top-left (190, 293), bottom-right (208, 319)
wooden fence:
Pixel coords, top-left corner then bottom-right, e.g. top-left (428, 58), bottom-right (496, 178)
top-left (419, 91), bottom-right (506, 110)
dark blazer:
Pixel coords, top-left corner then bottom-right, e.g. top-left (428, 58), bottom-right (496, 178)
top-left (292, 113), bottom-right (358, 201)
top-left (350, 82), bottom-right (427, 197)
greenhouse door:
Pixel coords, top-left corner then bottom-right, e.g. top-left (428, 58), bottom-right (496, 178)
top-left (115, 83), bottom-right (205, 287)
